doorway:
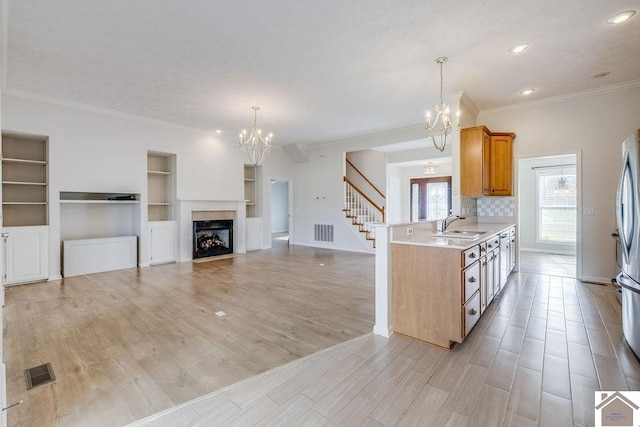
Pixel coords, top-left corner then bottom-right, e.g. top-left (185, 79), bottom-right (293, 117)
top-left (517, 154), bottom-right (578, 278)
top-left (410, 176), bottom-right (452, 222)
top-left (270, 179), bottom-right (291, 247)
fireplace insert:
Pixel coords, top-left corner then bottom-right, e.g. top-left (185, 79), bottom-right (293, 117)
top-left (193, 220), bottom-right (233, 259)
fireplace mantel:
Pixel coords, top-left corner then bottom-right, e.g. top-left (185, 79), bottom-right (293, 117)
top-left (176, 199), bottom-right (247, 261)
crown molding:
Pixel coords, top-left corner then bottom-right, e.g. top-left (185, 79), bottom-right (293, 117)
top-left (1, 88), bottom-right (228, 138)
top-left (478, 80), bottom-right (640, 116)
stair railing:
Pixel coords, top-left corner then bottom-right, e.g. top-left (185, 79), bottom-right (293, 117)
top-left (343, 177), bottom-right (385, 224)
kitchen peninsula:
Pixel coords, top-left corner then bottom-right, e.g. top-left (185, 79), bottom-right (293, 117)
top-left (391, 221), bottom-right (516, 349)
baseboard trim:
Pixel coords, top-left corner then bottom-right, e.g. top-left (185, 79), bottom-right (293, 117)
top-left (373, 325), bottom-right (394, 338)
top-left (580, 276), bottom-right (613, 285)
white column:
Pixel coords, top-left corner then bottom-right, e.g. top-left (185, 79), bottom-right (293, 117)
top-left (373, 224), bottom-right (393, 337)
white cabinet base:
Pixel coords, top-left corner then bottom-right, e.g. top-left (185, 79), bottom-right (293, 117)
top-left (63, 236), bottom-right (137, 277)
top-left (149, 221), bottom-right (177, 265)
top-left (3, 226), bottom-right (49, 286)
top-left (246, 217), bottom-right (262, 251)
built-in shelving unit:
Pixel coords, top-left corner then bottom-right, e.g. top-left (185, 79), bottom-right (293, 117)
top-left (244, 165), bottom-right (257, 218)
top-left (148, 152), bottom-right (176, 221)
top-left (2, 133), bottom-right (48, 226)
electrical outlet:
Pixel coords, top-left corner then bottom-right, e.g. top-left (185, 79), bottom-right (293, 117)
top-left (584, 207), bottom-right (595, 215)
top-left (407, 227), bottom-right (413, 236)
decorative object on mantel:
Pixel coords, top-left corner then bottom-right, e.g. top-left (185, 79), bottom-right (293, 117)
top-left (425, 57), bottom-right (460, 152)
top-left (239, 106), bottom-right (273, 166)
top-left (423, 161), bottom-right (438, 175)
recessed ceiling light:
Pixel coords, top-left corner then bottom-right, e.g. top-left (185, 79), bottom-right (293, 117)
top-left (607, 10), bottom-right (636, 24)
top-left (593, 72), bottom-right (610, 79)
top-left (215, 129), bottom-right (222, 133)
top-left (520, 89), bottom-right (535, 96)
top-left (509, 43), bottom-right (529, 54)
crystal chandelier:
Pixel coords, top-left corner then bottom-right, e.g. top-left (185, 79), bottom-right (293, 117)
top-left (423, 161), bottom-right (438, 175)
top-left (239, 106), bottom-right (273, 166)
top-left (425, 57), bottom-right (460, 152)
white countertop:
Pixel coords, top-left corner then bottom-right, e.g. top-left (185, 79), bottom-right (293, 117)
top-left (391, 222), bottom-right (515, 249)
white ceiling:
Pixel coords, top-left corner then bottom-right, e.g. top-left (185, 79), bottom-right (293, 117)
top-left (4, 1), bottom-right (640, 146)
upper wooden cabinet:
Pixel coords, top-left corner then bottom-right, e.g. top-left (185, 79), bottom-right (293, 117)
top-left (460, 126), bottom-right (516, 197)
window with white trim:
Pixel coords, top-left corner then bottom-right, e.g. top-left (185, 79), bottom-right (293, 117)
top-left (537, 167), bottom-right (577, 243)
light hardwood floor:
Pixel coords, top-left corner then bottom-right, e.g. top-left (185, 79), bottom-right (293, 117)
top-left (3, 246), bottom-right (375, 426)
top-left (134, 272), bottom-right (639, 427)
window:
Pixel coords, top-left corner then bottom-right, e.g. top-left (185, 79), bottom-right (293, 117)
top-left (537, 167), bottom-right (576, 243)
top-left (410, 177), bottom-right (451, 222)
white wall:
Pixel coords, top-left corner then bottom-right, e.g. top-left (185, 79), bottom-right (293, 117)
top-left (346, 149), bottom-right (386, 202)
top-left (270, 181), bottom-right (289, 233)
top-left (293, 124), bottom-right (427, 252)
top-left (478, 84), bottom-right (640, 281)
top-left (519, 155), bottom-right (576, 254)
top-left (2, 93), bottom-right (294, 277)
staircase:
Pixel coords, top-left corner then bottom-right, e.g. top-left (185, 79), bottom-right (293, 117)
top-left (343, 176), bottom-right (385, 247)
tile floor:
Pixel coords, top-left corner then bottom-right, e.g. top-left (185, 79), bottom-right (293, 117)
top-left (519, 251), bottom-right (577, 278)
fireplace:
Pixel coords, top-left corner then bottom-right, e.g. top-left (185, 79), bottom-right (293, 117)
top-left (193, 220), bottom-right (233, 259)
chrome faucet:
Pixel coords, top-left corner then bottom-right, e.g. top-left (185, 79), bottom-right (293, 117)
top-left (440, 214), bottom-right (465, 232)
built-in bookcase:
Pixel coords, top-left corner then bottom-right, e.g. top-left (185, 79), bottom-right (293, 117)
top-left (244, 165), bottom-right (257, 218)
top-left (147, 152), bottom-right (176, 221)
top-left (1, 133), bottom-right (48, 226)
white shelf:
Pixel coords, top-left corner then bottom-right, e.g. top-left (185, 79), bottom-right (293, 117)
top-left (2, 157), bottom-right (47, 165)
top-left (2, 181), bottom-right (47, 186)
top-left (148, 170), bottom-right (172, 176)
top-left (3, 202), bottom-right (47, 205)
top-left (244, 178), bottom-right (256, 182)
top-left (60, 200), bottom-right (140, 205)
top-left (149, 202), bottom-right (173, 206)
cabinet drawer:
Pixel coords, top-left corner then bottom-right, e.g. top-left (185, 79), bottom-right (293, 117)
top-left (464, 290), bottom-right (481, 337)
top-left (486, 234), bottom-right (500, 251)
top-left (463, 261), bottom-right (480, 302)
top-left (462, 245), bottom-right (480, 267)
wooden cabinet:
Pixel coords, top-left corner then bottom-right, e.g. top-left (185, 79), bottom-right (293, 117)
top-left (2, 226), bottom-right (49, 285)
top-left (392, 227), bottom-right (513, 349)
top-left (460, 126), bottom-right (516, 197)
top-left (149, 221), bottom-right (176, 265)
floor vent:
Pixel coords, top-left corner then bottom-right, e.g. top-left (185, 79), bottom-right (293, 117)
top-left (24, 363), bottom-right (56, 390)
top-left (314, 224), bottom-right (334, 242)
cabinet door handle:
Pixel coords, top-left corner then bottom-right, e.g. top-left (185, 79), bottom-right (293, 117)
top-left (469, 308), bottom-right (477, 315)
top-left (468, 276), bottom-right (476, 283)
top-left (469, 253), bottom-right (476, 259)
top-left (0, 232), bottom-right (9, 238)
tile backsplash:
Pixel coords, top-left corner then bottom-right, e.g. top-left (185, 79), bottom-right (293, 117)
top-left (477, 197), bottom-right (515, 217)
top-left (461, 197), bottom-right (477, 217)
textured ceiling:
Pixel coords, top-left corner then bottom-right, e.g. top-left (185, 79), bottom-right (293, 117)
top-left (5, 0), bottom-right (640, 146)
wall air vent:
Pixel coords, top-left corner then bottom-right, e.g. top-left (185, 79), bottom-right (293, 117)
top-left (314, 224), bottom-right (334, 242)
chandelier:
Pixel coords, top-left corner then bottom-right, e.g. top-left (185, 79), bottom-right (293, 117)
top-left (239, 106), bottom-right (273, 166)
top-left (423, 161), bottom-right (438, 175)
top-left (425, 57), bottom-right (460, 152)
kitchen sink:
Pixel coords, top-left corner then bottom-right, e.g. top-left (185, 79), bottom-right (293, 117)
top-left (432, 230), bottom-right (487, 240)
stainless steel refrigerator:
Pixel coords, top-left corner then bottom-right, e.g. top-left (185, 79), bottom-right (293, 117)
top-left (616, 129), bottom-right (640, 357)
